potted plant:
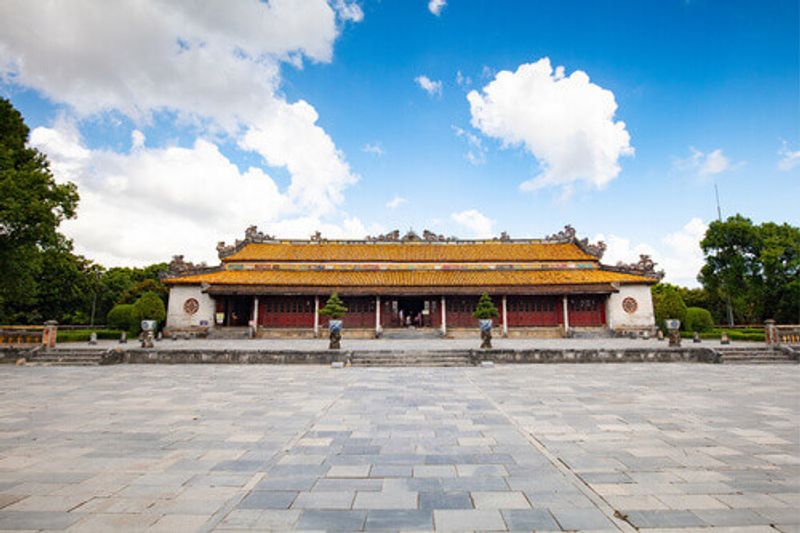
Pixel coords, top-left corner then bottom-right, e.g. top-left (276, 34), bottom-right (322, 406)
top-left (473, 292), bottom-right (499, 349)
top-left (319, 293), bottom-right (348, 349)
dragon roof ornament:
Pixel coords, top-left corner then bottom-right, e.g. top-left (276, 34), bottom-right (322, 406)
top-left (606, 254), bottom-right (665, 280)
top-left (545, 225), bottom-right (606, 259)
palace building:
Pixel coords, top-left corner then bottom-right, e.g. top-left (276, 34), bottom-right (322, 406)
top-left (163, 226), bottom-right (661, 338)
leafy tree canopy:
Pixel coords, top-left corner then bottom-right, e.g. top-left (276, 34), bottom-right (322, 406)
top-left (700, 215), bottom-right (799, 324)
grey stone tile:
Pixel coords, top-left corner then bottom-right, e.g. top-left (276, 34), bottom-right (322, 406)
top-left (238, 491), bottom-right (298, 510)
top-left (624, 509), bottom-right (708, 528)
top-left (550, 507), bottom-right (616, 529)
top-left (255, 477), bottom-right (317, 491)
top-left (0, 510), bottom-right (84, 530)
top-left (502, 508), bottom-right (561, 531)
top-left (419, 491), bottom-right (473, 510)
top-left (434, 509), bottom-right (506, 531)
top-left (365, 509), bottom-right (433, 530)
top-left (296, 509), bottom-right (367, 531)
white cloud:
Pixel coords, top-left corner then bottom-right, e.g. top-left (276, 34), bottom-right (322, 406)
top-left (467, 57), bottom-right (633, 193)
top-left (778, 141), bottom-right (800, 171)
top-left (428, 0), bottom-right (446, 16)
top-left (451, 209), bottom-right (494, 239)
top-left (415, 75), bottom-right (443, 97)
top-left (0, 1), bottom-right (364, 263)
top-left (386, 196), bottom-right (407, 209)
top-left (30, 120), bottom-right (372, 266)
top-left (674, 147), bottom-right (731, 177)
top-left (332, 0), bottom-right (364, 22)
top-left (362, 142), bottom-right (385, 156)
top-left (595, 217), bottom-right (708, 287)
top-left (452, 125), bottom-right (486, 165)
top-left (456, 70), bottom-right (472, 87)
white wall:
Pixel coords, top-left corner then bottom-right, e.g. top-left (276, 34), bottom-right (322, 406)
top-left (606, 284), bottom-right (655, 330)
top-left (166, 285), bottom-right (215, 329)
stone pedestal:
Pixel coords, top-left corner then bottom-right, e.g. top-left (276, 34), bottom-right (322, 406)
top-left (41, 320), bottom-right (58, 348)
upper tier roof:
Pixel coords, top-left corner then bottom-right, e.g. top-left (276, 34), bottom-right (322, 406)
top-left (224, 241), bottom-right (596, 263)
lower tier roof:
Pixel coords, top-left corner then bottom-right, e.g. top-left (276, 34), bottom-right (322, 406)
top-left (165, 268), bottom-right (655, 288)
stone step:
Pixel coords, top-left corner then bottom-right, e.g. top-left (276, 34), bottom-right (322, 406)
top-left (723, 360), bottom-right (797, 364)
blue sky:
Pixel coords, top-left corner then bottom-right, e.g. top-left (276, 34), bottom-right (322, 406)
top-left (1, 0), bottom-right (798, 286)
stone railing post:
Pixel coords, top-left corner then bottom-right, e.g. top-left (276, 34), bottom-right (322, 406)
top-left (764, 319), bottom-right (777, 349)
top-left (41, 320), bottom-right (58, 348)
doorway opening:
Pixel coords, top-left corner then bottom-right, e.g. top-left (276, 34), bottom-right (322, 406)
top-left (397, 297), bottom-right (425, 327)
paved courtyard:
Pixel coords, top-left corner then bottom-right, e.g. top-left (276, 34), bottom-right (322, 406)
top-left (0, 364), bottom-right (797, 532)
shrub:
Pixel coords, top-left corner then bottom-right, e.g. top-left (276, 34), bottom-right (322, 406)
top-left (106, 304), bottom-right (138, 333)
top-left (57, 329), bottom-right (125, 343)
top-left (473, 293), bottom-right (499, 320)
top-left (684, 307), bottom-right (714, 332)
top-left (653, 284), bottom-right (687, 330)
top-left (319, 293), bottom-right (348, 320)
top-left (133, 291), bottom-right (166, 327)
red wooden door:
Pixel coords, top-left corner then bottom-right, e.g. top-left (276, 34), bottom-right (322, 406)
top-left (259, 296), bottom-right (314, 328)
top-left (507, 296), bottom-right (560, 326)
top-left (568, 295), bottom-right (606, 326)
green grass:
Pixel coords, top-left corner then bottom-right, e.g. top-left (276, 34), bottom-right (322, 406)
top-left (56, 329), bottom-right (126, 343)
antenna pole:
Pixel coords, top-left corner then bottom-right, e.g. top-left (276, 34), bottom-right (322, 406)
top-left (715, 182), bottom-right (734, 326)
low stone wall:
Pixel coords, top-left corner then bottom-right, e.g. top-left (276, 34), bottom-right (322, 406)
top-left (481, 348), bottom-right (719, 364)
top-left (122, 349), bottom-right (340, 365)
top-left (2, 345), bottom-right (722, 365)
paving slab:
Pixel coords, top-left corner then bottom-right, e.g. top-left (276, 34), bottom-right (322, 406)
top-left (0, 364), bottom-right (796, 532)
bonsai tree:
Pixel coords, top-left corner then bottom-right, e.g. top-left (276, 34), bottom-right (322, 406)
top-left (473, 293), bottom-right (499, 320)
top-left (472, 293), bottom-right (499, 349)
top-left (319, 293), bottom-right (348, 349)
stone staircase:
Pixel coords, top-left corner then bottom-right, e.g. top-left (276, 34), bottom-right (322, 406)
top-left (718, 346), bottom-right (798, 364)
top-left (381, 328), bottom-right (442, 340)
top-left (23, 348), bottom-right (108, 366)
top-left (349, 351), bottom-right (472, 367)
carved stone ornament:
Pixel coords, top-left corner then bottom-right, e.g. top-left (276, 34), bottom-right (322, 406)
top-left (183, 298), bottom-right (200, 315)
top-left (165, 255), bottom-right (212, 277)
top-left (366, 229), bottom-right (457, 242)
top-left (613, 254), bottom-right (666, 280)
top-left (217, 225), bottom-right (275, 259)
top-left (545, 224), bottom-right (577, 242)
top-left (622, 297), bottom-right (638, 314)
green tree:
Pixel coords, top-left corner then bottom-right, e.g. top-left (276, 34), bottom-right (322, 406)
top-left (0, 98), bottom-right (79, 323)
top-left (106, 303), bottom-right (138, 334)
top-left (133, 291), bottom-right (166, 328)
top-left (319, 293), bottom-right (348, 320)
top-left (700, 215), bottom-right (800, 324)
top-left (652, 283), bottom-right (687, 330)
top-left (684, 307), bottom-right (714, 333)
top-left (473, 293), bottom-right (499, 320)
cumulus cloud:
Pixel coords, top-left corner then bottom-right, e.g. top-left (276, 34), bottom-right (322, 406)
top-left (362, 142), bottom-right (384, 156)
top-left (452, 125), bottom-right (486, 165)
top-left (467, 57), bottom-right (633, 193)
top-left (778, 141), bottom-right (800, 171)
top-left (415, 75), bottom-right (443, 97)
top-left (428, 0), bottom-right (446, 16)
top-left (451, 209), bottom-right (494, 238)
top-left (674, 147), bottom-right (732, 177)
top-left (0, 1), bottom-right (364, 263)
top-left (30, 121), bottom-right (372, 266)
top-left (332, 0), bottom-right (364, 22)
top-left (596, 217), bottom-right (708, 287)
top-left (386, 196), bottom-right (407, 209)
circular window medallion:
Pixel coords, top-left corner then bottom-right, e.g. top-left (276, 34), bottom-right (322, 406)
top-left (183, 298), bottom-right (199, 315)
top-left (622, 297), bottom-right (638, 314)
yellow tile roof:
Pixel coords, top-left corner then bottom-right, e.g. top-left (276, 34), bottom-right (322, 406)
top-left (224, 242), bottom-right (596, 262)
top-left (166, 268), bottom-right (654, 287)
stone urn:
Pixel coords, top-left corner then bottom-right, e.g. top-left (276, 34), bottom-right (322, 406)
top-left (328, 319), bottom-right (343, 350)
top-left (479, 319), bottom-right (493, 349)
